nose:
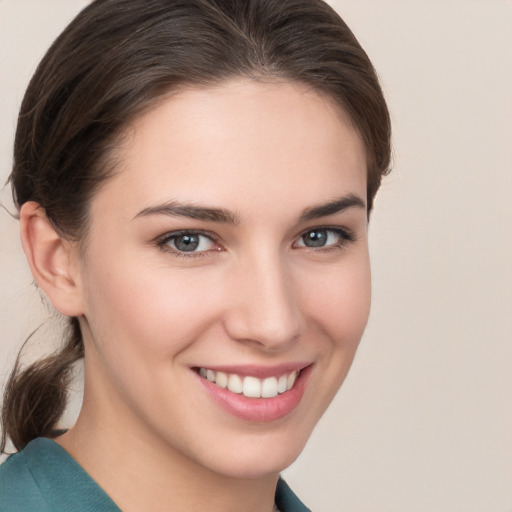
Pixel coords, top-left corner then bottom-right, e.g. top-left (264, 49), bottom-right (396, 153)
top-left (223, 252), bottom-right (304, 351)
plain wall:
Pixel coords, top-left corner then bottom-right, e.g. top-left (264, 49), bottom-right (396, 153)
top-left (1, 1), bottom-right (511, 511)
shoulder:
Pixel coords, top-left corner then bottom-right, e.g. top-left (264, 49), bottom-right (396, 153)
top-left (0, 439), bottom-right (52, 511)
top-left (0, 437), bottom-right (120, 512)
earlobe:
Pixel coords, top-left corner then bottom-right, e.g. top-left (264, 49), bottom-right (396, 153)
top-left (20, 201), bottom-right (85, 317)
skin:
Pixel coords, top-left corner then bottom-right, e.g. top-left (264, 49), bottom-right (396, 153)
top-left (23, 79), bottom-right (370, 512)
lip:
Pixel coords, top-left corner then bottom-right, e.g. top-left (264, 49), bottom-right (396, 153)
top-left (194, 363), bottom-right (313, 422)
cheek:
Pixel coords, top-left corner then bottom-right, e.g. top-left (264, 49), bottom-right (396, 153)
top-left (298, 253), bottom-right (371, 348)
top-left (296, 253), bottom-right (371, 419)
top-left (81, 251), bottom-right (225, 366)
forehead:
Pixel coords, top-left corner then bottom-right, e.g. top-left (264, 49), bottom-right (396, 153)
top-left (94, 79), bottom-right (367, 219)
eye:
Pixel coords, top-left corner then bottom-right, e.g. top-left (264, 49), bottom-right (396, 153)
top-left (157, 231), bottom-right (218, 255)
top-left (295, 228), bottom-right (353, 249)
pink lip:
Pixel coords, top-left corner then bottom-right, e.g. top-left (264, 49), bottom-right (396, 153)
top-left (195, 364), bottom-right (313, 423)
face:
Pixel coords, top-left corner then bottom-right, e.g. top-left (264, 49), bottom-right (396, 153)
top-left (75, 79), bottom-right (370, 478)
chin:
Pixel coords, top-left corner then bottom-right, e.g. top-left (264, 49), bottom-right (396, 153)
top-left (204, 446), bottom-right (305, 480)
top-left (185, 421), bottom-right (316, 480)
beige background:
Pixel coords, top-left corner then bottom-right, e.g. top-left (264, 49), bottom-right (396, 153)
top-left (1, 1), bottom-right (511, 511)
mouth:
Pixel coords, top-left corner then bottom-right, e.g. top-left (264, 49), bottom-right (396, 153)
top-left (193, 363), bottom-right (312, 422)
top-left (196, 367), bottom-right (301, 398)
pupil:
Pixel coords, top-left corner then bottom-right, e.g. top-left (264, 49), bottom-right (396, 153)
top-left (304, 230), bottom-right (327, 247)
top-left (175, 234), bottom-right (199, 251)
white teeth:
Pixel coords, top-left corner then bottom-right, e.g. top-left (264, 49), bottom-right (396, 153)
top-left (261, 376), bottom-right (278, 398)
top-left (227, 374), bottom-right (243, 394)
top-left (216, 371), bottom-right (228, 389)
top-left (242, 376), bottom-right (261, 398)
top-left (277, 375), bottom-right (287, 394)
top-left (287, 371), bottom-right (297, 390)
top-left (199, 368), bottom-right (300, 398)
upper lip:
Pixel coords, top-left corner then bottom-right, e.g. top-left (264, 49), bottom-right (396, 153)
top-left (193, 362), bottom-right (312, 379)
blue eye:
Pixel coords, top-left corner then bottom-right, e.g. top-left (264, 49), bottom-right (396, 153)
top-left (159, 231), bottom-right (217, 254)
top-left (296, 228), bottom-right (353, 249)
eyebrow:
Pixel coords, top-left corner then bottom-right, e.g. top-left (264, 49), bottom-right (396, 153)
top-left (134, 193), bottom-right (365, 225)
top-left (134, 201), bottom-right (240, 224)
top-left (299, 193), bottom-right (366, 222)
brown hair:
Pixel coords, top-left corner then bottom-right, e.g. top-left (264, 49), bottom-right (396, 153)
top-left (1, 0), bottom-right (391, 452)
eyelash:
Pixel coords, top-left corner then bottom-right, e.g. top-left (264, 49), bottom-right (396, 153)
top-left (155, 226), bottom-right (355, 258)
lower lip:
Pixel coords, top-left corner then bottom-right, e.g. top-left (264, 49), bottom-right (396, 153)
top-left (196, 366), bottom-right (312, 423)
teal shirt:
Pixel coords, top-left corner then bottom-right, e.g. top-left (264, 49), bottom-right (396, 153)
top-left (0, 438), bottom-right (311, 511)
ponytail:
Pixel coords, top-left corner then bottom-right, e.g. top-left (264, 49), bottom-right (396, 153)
top-left (1, 318), bottom-right (83, 453)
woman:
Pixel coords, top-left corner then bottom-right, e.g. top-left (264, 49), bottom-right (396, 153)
top-left (0, 0), bottom-right (391, 510)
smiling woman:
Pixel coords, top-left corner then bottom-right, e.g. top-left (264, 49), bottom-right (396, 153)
top-left (0, 1), bottom-right (390, 511)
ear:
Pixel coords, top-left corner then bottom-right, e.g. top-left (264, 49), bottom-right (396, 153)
top-left (20, 201), bottom-right (85, 317)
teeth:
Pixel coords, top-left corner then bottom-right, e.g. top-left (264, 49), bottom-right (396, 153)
top-left (227, 374), bottom-right (243, 394)
top-left (261, 376), bottom-right (278, 398)
top-left (216, 371), bottom-right (228, 389)
top-left (277, 375), bottom-right (287, 394)
top-left (243, 376), bottom-right (261, 398)
top-left (287, 371), bottom-right (297, 390)
top-left (199, 368), bottom-right (299, 398)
